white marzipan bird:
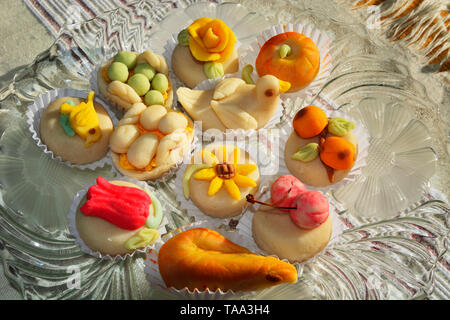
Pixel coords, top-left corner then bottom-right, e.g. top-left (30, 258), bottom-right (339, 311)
top-left (177, 75), bottom-right (281, 131)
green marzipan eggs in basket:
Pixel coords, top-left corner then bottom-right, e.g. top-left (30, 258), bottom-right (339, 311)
top-left (97, 50), bottom-right (174, 110)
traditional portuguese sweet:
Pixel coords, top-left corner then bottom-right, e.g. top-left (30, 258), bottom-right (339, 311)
top-left (255, 32), bottom-right (321, 92)
top-left (109, 103), bottom-right (194, 181)
top-left (177, 75), bottom-right (282, 131)
top-left (158, 228), bottom-right (298, 292)
top-left (39, 91), bottom-right (113, 165)
top-left (247, 175), bottom-right (332, 263)
top-left (172, 17), bottom-right (239, 88)
top-left (75, 177), bottom-right (163, 256)
top-left (182, 145), bottom-right (260, 218)
top-left (285, 105), bottom-right (358, 187)
top-left (97, 50), bottom-right (173, 110)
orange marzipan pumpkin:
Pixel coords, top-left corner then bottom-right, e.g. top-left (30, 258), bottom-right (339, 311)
top-left (255, 32), bottom-right (320, 92)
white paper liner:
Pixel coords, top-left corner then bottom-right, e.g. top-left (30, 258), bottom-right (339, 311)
top-left (25, 88), bottom-right (118, 170)
top-left (239, 23), bottom-right (333, 100)
top-left (143, 220), bottom-right (299, 300)
top-left (237, 182), bottom-right (347, 267)
top-left (67, 176), bottom-right (169, 261)
top-left (174, 138), bottom-right (276, 228)
top-left (278, 97), bottom-right (370, 192)
top-left (89, 52), bottom-right (177, 112)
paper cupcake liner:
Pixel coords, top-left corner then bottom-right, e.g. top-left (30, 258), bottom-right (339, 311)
top-left (89, 52), bottom-right (178, 112)
top-left (25, 88), bottom-right (118, 170)
top-left (67, 176), bottom-right (169, 261)
top-left (277, 97), bottom-right (370, 192)
top-left (240, 23), bottom-right (333, 100)
top-left (237, 181), bottom-right (347, 267)
top-left (173, 138), bottom-right (276, 228)
top-left (144, 220), bottom-right (299, 300)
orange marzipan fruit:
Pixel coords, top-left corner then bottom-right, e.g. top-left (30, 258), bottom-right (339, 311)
top-left (320, 136), bottom-right (356, 170)
top-left (293, 105), bottom-right (328, 139)
top-left (255, 32), bottom-right (320, 92)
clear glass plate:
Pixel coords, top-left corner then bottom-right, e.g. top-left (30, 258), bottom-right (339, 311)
top-left (0, 0), bottom-right (448, 300)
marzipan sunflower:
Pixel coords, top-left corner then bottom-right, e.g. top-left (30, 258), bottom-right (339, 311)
top-left (193, 146), bottom-right (257, 200)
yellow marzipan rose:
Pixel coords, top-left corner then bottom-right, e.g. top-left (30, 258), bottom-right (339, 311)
top-left (187, 17), bottom-right (236, 62)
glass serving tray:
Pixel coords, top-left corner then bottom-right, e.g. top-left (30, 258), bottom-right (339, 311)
top-left (0, 0), bottom-right (448, 300)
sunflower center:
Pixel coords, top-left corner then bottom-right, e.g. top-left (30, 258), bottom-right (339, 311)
top-left (215, 162), bottom-right (236, 180)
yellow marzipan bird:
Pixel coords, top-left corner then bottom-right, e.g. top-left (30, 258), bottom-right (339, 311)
top-left (60, 91), bottom-right (102, 147)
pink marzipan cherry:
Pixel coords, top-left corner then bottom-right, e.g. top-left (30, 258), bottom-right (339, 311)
top-left (289, 190), bottom-right (329, 229)
top-left (270, 175), bottom-right (307, 212)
